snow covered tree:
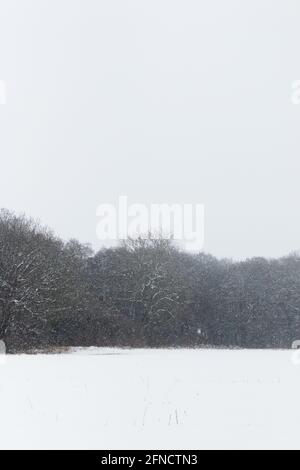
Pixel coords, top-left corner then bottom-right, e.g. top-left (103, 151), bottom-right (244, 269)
top-left (0, 210), bottom-right (90, 351)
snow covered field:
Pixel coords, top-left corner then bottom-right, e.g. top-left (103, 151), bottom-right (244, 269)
top-left (0, 348), bottom-right (300, 450)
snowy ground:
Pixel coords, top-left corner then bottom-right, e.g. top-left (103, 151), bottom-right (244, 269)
top-left (0, 348), bottom-right (300, 450)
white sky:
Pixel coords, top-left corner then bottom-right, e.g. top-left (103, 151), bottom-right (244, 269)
top-left (0, 0), bottom-right (299, 259)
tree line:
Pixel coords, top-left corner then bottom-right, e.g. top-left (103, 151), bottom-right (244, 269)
top-left (0, 209), bottom-right (299, 352)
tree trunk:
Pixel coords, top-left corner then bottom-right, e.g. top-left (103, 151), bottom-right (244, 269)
top-left (0, 340), bottom-right (6, 354)
top-left (0, 305), bottom-right (9, 349)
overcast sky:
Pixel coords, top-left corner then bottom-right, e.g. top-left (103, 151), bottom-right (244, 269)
top-left (0, 0), bottom-right (299, 259)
